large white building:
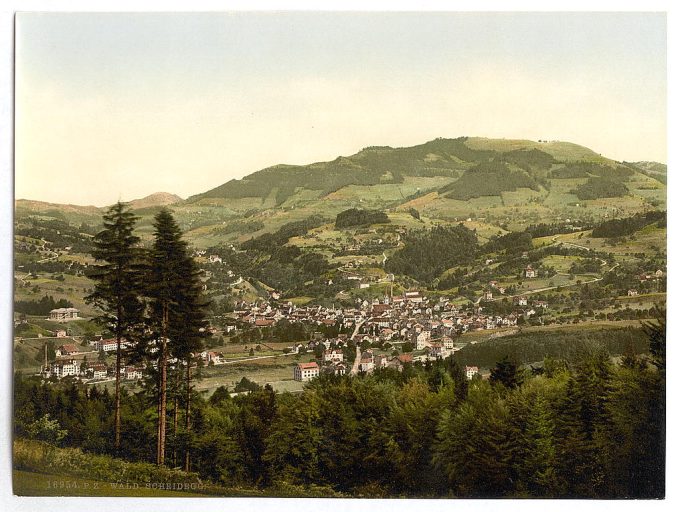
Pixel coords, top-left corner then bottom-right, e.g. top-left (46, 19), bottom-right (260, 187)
top-left (49, 308), bottom-right (79, 322)
top-left (49, 359), bottom-right (79, 379)
top-left (294, 362), bottom-right (319, 381)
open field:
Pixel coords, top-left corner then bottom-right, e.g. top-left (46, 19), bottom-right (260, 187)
top-left (554, 227), bottom-right (666, 261)
top-left (464, 137), bottom-right (612, 162)
top-left (14, 272), bottom-right (98, 316)
top-left (539, 254), bottom-right (581, 273)
top-left (195, 353), bottom-right (306, 394)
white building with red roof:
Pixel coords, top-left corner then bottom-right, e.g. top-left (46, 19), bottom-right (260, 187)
top-left (294, 362), bottom-right (319, 381)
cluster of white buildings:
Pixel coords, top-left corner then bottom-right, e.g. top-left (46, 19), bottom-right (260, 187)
top-left (231, 289), bottom-right (539, 342)
top-left (44, 355), bottom-right (143, 382)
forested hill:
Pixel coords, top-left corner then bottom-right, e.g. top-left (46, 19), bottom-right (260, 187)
top-left (187, 137), bottom-right (641, 205)
top-left (15, 136), bottom-right (666, 252)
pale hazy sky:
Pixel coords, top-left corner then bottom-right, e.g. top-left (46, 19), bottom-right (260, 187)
top-left (15, 12), bottom-right (666, 206)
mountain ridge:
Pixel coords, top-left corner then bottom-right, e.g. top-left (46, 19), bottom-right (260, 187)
top-left (186, 136), bottom-right (656, 207)
top-left (14, 136), bottom-right (666, 251)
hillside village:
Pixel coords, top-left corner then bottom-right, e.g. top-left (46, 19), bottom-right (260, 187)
top-left (13, 138), bottom-right (667, 397)
top-left (29, 289), bottom-right (515, 384)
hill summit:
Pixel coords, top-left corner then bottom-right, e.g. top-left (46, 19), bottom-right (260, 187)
top-left (128, 192), bottom-right (183, 210)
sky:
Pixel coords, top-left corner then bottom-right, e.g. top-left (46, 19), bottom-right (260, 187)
top-left (15, 11), bottom-right (667, 206)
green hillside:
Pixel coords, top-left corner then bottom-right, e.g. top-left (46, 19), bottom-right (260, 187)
top-left (14, 136), bottom-right (666, 290)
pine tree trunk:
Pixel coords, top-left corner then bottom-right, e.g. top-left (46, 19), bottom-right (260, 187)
top-left (173, 371), bottom-right (179, 467)
top-left (157, 304), bottom-right (169, 466)
top-left (114, 304), bottom-right (122, 453)
top-left (184, 356), bottom-right (191, 472)
top-left (114, 335), bottom-right (122, 452)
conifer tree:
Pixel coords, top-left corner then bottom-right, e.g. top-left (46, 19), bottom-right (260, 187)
top-left (172, 256), bottom-right (209, 471)
top-left (145, 208), bottom-right (207, 466)
top-left (490, 355), bottom-right (523, 389)
top-left (86, 201), bottom-right (145, 453)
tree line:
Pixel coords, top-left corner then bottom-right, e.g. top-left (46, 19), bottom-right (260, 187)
top-left (14, 295), bottom-right (74, 316)
top-left (14, 313), bottom-right (664, 497)
top-left (334, 208), bottom-right (389, 229)
top-left (591, 210), bottom-right (665, 238)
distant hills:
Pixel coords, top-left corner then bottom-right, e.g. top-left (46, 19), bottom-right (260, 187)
top-left (15, 192), bottom-right (182, 218)
top-left (128, 192), bottom-right (183, 210)
top-left (15, 136), bottom-right (666, 249)
top-left (185, 136), bottom-right (664, 210)
top-left (187, 137), bottom-right (621, 206)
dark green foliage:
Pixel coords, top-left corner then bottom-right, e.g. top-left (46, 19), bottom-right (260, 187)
top-left (335, 208), bottom-right (389, 229)
top-left (188, 137), bottom-right (494, 205)
top-left (86, 202), bottom-right (145, 339)
top-left (137, 209), bottom-right (209, 467)
top-left (591, 210), bottom-right (666, 238)
top-left (14, 295), bottom-right (73, 316)
top-left (386, 224), bottom-right (478, 283)
top-left (14, 217), bottom-right (95, 253)
top-left (14, 324), bottom-right (666, 498)
top-left (552, 351), bottom-right (614, 497)
top-left (241, 216), bottom-right (325, 252)
top-left (490, 356), bottom-right (523, 389)
top-left (234, 377), bottom-right (261, 393)
top-left (643, 307), bottom-right (665, 372)
top-left (454, 327), bottom-right (649, 369)
top-left (219, 216), bottom-right (335, 296)
top-left (549, 165), bottom-right (590, 179)
top-left (483, 231), bottom-right (533, 255)
top-left (572, 177), bottom-right (629, 200)
top-left (433, 381), bottom-right (515, 497)
top-left (525, 221), bottom-right (595, 238)
top-left (501, 148), bottom-right (555, 171)
top-left (86, 202), bottom-right (146, 452)
top-left (441, 161), bottom-right (540, 200)
top-left (144, 209), bottom-right (208, 358)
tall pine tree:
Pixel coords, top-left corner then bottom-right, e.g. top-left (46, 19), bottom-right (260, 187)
top-left (145, 208), bottom-right (207, 466)
top-left (86, 201), bottom-right (145, 453)
top-left (173, 256), bottom-right (209, 471)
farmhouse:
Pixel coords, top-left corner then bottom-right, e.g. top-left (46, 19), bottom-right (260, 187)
top-left (525, 265), bottom-right (537, 278)
top-left (55, 344), bottom-right (78, 357)
top-left (201, 351), bottom-right (222, 364)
